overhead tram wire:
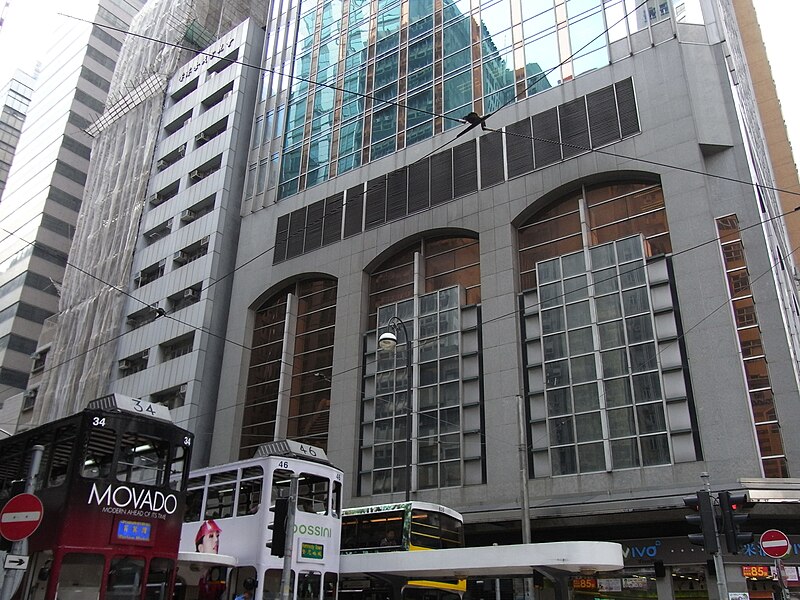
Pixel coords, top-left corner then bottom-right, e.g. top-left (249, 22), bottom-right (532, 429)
top-left (7, 11), bottom-right (796, 407)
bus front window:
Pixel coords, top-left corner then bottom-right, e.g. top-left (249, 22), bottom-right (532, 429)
top-left (56, 553), bottom-right (104, 600)
top-left (145, 558), bottom-right (174, 600)
top-left (297, 474), bottom-right (328, 514)
top-left (106, 556), bottom-right (146, 600)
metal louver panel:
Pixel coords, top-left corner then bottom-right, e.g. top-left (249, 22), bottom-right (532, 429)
top-left (587, 85), bottom-right (620, 147)
top-left (386, 167), bottom-right (408, 221)
top-left (430, 149), bottom-right (453, 205)
top-left (364, 176), bottom-right (387, 230)
top-left (480, 131), bottom-right (505, 188)
top-left (343, 184), bottom-right (364, 238)
top-left (616, 77), bottom-right (640, 137)
top-left (322, 192), bottom-right (343, 245)
top-left (408, 159), bottom-right (430, 213)
top-left (453, 140), bottom-right (478, 197)
top-left (506, 118), bottom-right (534, 178)
top-left (533, 107), bottom-right (561, 167)
top-left (286, 207), bottom-right (307, 259)
top-left (559, 97), bottom-right (589, 159)
top-left (304, 199), bottom-right (325, 252)
top-left (273, 214), bottom-right (290, 263)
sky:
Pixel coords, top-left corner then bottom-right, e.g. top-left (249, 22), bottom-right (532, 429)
top-left (0, 0), bottom-right (797, 168)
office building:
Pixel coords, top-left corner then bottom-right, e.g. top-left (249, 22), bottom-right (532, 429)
top-left (0, 0), bottom-right (145, 416)
top-left (0, 70), bottom-right (34, 201)
top-left (16, 0), bottom-right (800, 597)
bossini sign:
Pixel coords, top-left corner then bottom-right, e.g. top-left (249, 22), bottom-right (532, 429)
top-left (88, 483), bottom-right (178, 520)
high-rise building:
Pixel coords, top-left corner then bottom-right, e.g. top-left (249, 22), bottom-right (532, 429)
top-left (15, 0), bottom-right (800, 596)
top-left (0, 0), bottom-right (145, 416)
top-left (0, 70), bottom-right (34, 201)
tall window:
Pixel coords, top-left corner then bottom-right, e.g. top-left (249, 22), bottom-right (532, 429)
top-left (519, 181), bottom-right (699, 476)
top-left (241, 279), bottom-right (337, 458)
top-left (360, 236), bottom-right (484, 495)
top-left (716, 215), bottom-right (788, 477)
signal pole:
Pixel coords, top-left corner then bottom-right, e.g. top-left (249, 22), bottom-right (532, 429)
top-left (701, 473), bottom-right (728, 600)
top-left (279, 474), bottom-right (299, 600)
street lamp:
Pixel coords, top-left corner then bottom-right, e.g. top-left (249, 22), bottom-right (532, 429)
top-left (377, 316), bottom-right (412, 502)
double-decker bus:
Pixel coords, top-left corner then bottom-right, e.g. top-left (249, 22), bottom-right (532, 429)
top-left (177, 440), bottom-right (343, 600)
top-left (0, 394), bottom-right (193, 600)
top-left (339, 502), bottom-right (466, 600)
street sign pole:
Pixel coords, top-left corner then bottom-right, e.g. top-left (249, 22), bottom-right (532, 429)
top-left (0, 445), bottom-right (44, 600)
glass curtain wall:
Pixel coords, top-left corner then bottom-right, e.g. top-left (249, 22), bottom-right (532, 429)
top-left (271, 0), bottom-right (667, 199)
top-left (360, 237), bottom-right (483, 495)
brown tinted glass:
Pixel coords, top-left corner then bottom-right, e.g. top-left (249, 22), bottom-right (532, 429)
top-left (750, 389), bottom-right (776, 423)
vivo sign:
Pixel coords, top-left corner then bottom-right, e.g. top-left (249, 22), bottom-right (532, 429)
top-left (88, 483), bottom-right (178, 518)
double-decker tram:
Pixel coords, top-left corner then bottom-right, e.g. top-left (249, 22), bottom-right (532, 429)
top-left (0, 394), bottom-right (193, 600)
top-left (339, 502), bottom-right (466, 600)
top-left (177, 440), bottom-right (343, 600)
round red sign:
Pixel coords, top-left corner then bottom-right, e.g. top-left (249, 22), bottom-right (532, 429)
top-left (760, 529), bottom-right (790, 559)
top-left (0, 493), bottom-right (44, 542)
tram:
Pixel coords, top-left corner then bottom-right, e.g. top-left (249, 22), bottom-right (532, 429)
top-left (0, 394), bottom-right (194, 600)
top-left (340, 502), bottom-right (467, 600)
top-left (177, 440), bottom-right (343, 600)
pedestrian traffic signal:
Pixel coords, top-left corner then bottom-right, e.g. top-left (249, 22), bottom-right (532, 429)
top-left (683, 490), bottom-right (718, 553)
top-left (719, 491), bottom-right (752, 554)
top-left (267, 497), bottom-right (289, 557)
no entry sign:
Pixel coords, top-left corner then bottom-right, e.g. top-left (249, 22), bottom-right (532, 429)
top-left (0, 493), bottom-right (44, 542)
top-left (760, 529), bottom-right (790, 559)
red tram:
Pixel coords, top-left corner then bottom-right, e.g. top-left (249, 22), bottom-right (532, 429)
top-left (0, 394), bottom-right (193, 600)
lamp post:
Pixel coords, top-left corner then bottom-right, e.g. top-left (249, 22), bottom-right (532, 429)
top-left (378, 316), bottom-right (412, 502)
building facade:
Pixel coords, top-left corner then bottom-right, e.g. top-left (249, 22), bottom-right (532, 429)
top-left (0, 0), bottom-right (145, 417)
top-left (12, 0), bottom-right (800, 598)
top-left (211, 0), bottom-right (800, 596)
top-left (0, 70), bottom-right (34, 202)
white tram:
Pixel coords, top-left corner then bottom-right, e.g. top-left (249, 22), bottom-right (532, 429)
top-left (176, 441), bottom-right (343, 600)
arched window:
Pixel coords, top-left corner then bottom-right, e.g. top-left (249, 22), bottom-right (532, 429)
top-left (240, 278), bottom-right (337, 459)
top-left (517, 181), bottom-right (698, 476)
top-left (359, 236), bottom-right (484, 495)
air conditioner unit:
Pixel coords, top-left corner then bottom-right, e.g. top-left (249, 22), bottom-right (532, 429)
top-left (119, 359), bottom-right (132, 370)
top-left (183, 288), bottom-right (199, 300)
top-left (141, 350), bottom-right (149, 361)
top-left (179, 384), bottom-right (188, 395)
top-left (178, 144), bottom-right (187, 156)
top-left (156, 159), bottom-right (168, 170)
top-left (23, 389), bottom-right (36, 400)
top-left (200, 235), bottom-right (210, 246)
top-left (31, 351), bottom-right (42, 360)
top-left (148, 193), bottom-right (161, 205)
top-left (195, 132), bottom-right (209, 143)
top-left (189, 169), bottom-right (202, 180)
top-left (173, 250), bottom-right (189, 264)
top-left (180, 209), bottom-right (196, 222)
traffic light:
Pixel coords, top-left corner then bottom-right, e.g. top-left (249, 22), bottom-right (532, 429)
top-left (267, 497), bottom-right (289, 557)
top-left (683, 490), bottom-right (718, 553)
top-left (719, 491), bottom-right (752, 554)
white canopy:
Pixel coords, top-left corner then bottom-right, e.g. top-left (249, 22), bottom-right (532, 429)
top-left (340, 541), bottom-right (623, 578)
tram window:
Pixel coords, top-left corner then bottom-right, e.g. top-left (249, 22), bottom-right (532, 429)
top-left (56, 553), bottom-right (104, 600)
top-left (82, 426), bottom-right (117, 479)
top-left (169, 445), bottom-right (189, 490)
top-left (271, 469), bottom-right (292, 500)
top-left (331, 480), bottom-right (341, 518)
top-left (236, 466), bottom-right (264, 516)
top-left (297, 473), bottom-right (328, 514)
top-left (297, 572), bottom-right (320, 600)
top-left (262, 569), bottom-right (291, 600)
top-left (323, 573), bottom-right (337, 600)
top-left (25, 551), bottom-right (52, 600)
top-left (48, 425), bottom-right (76, 487)
top-left (145, 558), bottom-right (175, 600)
top-left (107, 556), bottom-right (146, 600)
top-left (117, 433), bottom-right (169, 486)
top-left (206, 471), bottom-right (236, 519)
top-left (185, 486), bottom-right (204, 522)
top-left (230, 566), bottom-right (257, 600)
